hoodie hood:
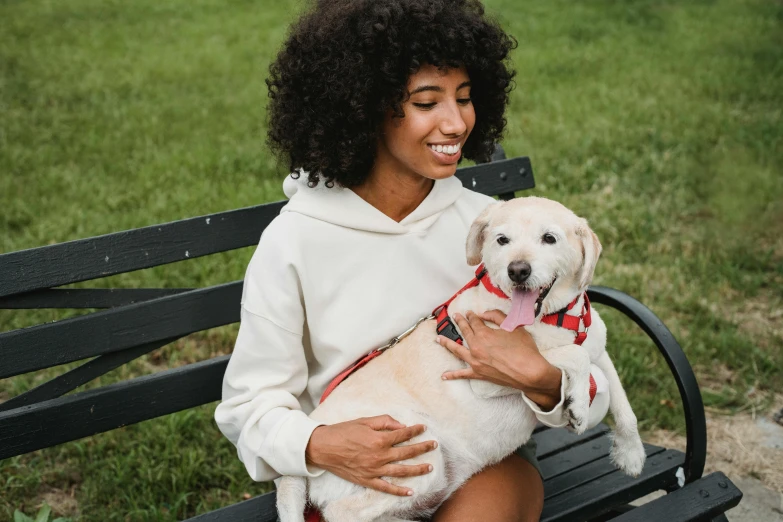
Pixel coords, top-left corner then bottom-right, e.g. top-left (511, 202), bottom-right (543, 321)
top-left (281, 173), bottom-right (465, 234)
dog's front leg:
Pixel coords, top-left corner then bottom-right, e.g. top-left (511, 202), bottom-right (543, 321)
top-left (539, 346), bottom-right (592, 434)
top-left (469, 376), bottom-right (519, 398)
top-left (277, 476), bottom-right (308, 522)
top-left (594, 351), bottom-right (646, 476)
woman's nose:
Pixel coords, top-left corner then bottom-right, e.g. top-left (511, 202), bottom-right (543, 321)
top-left (440, 102), bottom-right (468, 136)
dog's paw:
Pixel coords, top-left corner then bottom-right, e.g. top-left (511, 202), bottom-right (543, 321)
top-left (610, 432), bottom-right (646, 477)
top-left (564, 393), bottom-right (589, 435)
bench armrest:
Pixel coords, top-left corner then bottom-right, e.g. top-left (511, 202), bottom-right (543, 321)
top-left (610, 472), bottom-right (742, 521)
top-left (586, 286), bottom-right (707, 484)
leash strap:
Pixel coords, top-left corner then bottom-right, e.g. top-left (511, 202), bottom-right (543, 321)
top-left (320, 314), bottom-right (434, 404)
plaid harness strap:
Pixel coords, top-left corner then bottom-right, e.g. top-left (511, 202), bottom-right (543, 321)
top-left (434, 266), bottom-right (592, 347)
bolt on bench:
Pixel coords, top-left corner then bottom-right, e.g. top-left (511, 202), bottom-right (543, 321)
top-left (0, 147), bottom-right (742, 521)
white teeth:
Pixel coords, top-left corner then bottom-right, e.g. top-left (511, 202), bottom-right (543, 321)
top-left (430, 143), bottom-right (460, 155)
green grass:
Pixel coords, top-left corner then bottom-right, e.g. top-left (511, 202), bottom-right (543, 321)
top-left (1, 0), bottom-right (782, 519)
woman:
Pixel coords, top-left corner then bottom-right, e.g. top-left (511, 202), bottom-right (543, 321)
top-left (215, 1), bottom-right (610, 520)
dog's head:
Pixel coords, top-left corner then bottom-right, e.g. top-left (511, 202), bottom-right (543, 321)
top-left (466, 196), bottom-right (602, 326)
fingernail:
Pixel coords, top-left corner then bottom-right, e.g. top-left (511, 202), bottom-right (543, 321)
top-left (422, 425), bottom-right (427, 432)
top-left (441, 374), bottom-right (448, 380)
top-left (428, 465), bottom-right (433, 472)
top-left (435, 336), bottom-right (441, 344)
top-left (433, 441), bottom-right (439, 449)
top-left (407, 490), bottom-right (414, 496)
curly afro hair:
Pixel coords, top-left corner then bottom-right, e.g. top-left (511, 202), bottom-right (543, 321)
top-left (266, 0), bottom-right (517, 188)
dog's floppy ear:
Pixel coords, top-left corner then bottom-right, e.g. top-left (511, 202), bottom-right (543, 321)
top-left (576, 218), bottom-right (602, 289)
top-left (466, 202), bottom-right (499, 265)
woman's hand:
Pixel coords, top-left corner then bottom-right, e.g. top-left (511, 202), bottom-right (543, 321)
top-left (437, 310), bottom-right (563, 410)
top-left (305, 415), bottom-right (437, 496)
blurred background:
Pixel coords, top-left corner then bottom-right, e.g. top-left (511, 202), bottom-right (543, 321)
top-left (1, 0), bottom-right (781, 520)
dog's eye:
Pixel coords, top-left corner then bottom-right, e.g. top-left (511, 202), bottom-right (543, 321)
top-left (497, 236), bottom-right (510, 246)
top-left (542, 233), bottom-right (557, 245)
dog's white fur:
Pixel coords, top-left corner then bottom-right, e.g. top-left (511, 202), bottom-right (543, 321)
top-left (277, 197), bottom-right (645, 522)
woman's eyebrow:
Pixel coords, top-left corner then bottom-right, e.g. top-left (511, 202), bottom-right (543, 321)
top-left (409, 81), bottom-right (472, 96)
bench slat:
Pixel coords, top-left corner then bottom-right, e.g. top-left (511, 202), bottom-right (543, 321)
top-left (535, 423), bottom-right (608, 459)
top-left (0, 202), bottom-right (285, 300)
top-left (0, 336), bottom-right (181, 412)
top-left (185, 492), bottom-right (278, 522)
top-left (0, 282), bottom-right (240, 379)
top-left (0, 356), bottom-right (227, 460)
top-left (456, 155), bottom-right (533, 199)
top-left (0, 158), bottom-right (533, 300)
top-left (540, 433), bottom-right (617, 480)
top-left (541, 449), bottom-right (684, 522)
top-left (544, 443), bottom-right (665, 500)
top-left (611, 471), bottom-right (742, 522)
top-left (0, 288), bottom-right (192, 309)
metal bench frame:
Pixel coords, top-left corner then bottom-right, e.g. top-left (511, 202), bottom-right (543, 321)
top-left (0, 147), bottom-right (742, 521)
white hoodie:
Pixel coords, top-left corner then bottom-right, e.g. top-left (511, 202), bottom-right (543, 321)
top-left (214, 174), bottom-right (609, 481)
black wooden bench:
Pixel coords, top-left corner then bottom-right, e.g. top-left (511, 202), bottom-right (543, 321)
top-left (0, 148), bottom-right (742, 521)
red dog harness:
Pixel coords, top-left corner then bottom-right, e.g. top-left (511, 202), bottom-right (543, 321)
top-left (434, 264), bottom-right (592, 348)
top-left (431, 264), bottom-right (597, 404)
top-left (321, 264), bottom-right (594, 403)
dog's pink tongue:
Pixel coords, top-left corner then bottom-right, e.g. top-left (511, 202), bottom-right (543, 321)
top-left (500, 288), bottom-right (541, 332)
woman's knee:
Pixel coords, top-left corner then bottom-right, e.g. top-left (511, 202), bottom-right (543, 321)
top-left (433, 453), bottom-right (543, 522)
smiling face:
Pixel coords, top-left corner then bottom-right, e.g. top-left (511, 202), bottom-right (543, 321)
top-left (374, 64), bottom-right (476, 183)
top-left (466, 197), bottom-right (603, 322)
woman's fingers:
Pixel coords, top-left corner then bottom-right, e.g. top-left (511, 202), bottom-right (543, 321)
top-left (477, 309), bottom-right (507, 326)
top-left (385, 424), bottom-right (427, 445)
top-left (465, 311), bottom-right (488, 332)
top-left (366, 478), bottom-right (414, 497)
top-left (452, 313), bottom-right (473, 341)
top-left (382, 462), bottom-right (434, 478)
top-left (441, 368), bottom-right (478, 381)
top-left (363, 414), bottom-right (407, 431)
top-left (436, 335), bottom-right (472, 361)
top-left (389, 440), bottom-right (439, 462)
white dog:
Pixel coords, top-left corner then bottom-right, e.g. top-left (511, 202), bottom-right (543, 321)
top-left (277, 196), bottom-right (646, 522)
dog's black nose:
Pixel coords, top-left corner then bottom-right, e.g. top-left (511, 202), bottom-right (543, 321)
top-left (508, 261), bottom-right (532, 284)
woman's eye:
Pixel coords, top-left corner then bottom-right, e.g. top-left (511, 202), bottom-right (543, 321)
top-left (457, 98), bottom-right (472, 105)
top-left (497, 236), bottom-right (510, 246)
top-left (542, 233), bottom-right (557, 245)
top-left (413, 103), bottom-right (436, 109)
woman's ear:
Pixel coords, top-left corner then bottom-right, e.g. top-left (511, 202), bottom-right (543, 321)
top-left (576, 218), bottom-right (602, 290)
top-left (466, 202), bottom-right (500, 266)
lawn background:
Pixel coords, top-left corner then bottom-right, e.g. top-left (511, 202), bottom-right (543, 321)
top-left (1, 0), bottom-right (782, 520)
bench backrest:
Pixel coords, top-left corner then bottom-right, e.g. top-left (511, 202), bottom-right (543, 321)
top-left (0, 149), bottom-right (533, 460)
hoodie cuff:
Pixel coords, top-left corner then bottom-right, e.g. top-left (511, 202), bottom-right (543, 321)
top-left (587, 365), bottom-right (610, 429)
top-left (270, 410), bottom-right (326, 477)
top-left (521, 371), bottom-right (570, 428)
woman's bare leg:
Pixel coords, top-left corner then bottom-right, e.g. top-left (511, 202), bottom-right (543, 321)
top-left (432, 453), bottom-right (543, 522)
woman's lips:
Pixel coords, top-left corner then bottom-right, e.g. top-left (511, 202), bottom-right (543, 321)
top-left (428, 145), bottom-right (461, 165)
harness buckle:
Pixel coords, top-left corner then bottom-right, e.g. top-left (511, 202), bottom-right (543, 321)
top-left (436, 316), bottom-right (463, 344)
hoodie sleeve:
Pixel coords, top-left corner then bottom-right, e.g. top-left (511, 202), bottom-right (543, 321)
top-left (521, 364), bottom-right (610, 430)
top-left (214, 221), bottom-right (324, 481)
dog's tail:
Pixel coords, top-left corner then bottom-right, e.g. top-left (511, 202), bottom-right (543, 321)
top-left (276, 475), bottom-right (308, 522)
